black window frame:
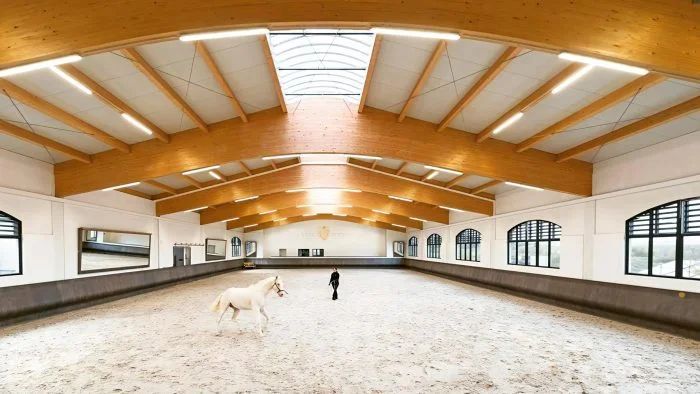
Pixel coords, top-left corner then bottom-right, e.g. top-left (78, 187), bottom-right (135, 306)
top-left (231, 236), bottom-right (242, 258)
top-left (427, 233), bottom-right (442, 259)
top-left (312, 248), bottom-right (324, 257)
top-left (0, 211), bottom-right (22, 277)
top-left (408, 236), bottom-right (418, 257)
top-left (625, 197), bottom-right (700, 281)
top-left (507, 220), bottom-right (561, 269)
top-left (456, 228), bottom-right (481, 262)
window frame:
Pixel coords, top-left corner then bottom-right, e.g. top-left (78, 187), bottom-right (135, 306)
top-left (231, 236), bottom-right (242, 258)
top-left (427, 233), bottom-right (442, 259)
top-left (0, 211), bottom-right (22, 277)
top-left (455, 228), bottom-right (481, 262)
top-left (625, 197), bottom-right (700, 281)
top-left (408, 236), bottom-right (418, 257)
top-left (507, 220), bottom-right (561, 269)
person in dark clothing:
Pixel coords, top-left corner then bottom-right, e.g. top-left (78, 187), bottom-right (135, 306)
top-left (328, 268), bottom-right (340, 300)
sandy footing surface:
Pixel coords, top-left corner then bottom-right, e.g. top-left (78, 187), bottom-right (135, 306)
top-left (1, 268), bottom-right (699, 393)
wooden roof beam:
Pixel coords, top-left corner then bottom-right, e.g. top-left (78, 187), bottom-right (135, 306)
top-left (245, 214), bottom-right (405, 233)
top-left (195, 41), bottom-right (248, 123)
top-left (0, 119), bottom-right (91, 163)
top-left (0, 79), bottom-right (130, 153)
top-left (142, 180), bottom-right (177, 195)
top-left (358, 35), bottom-right (383, 113)
top-left (556, 95), bottom-right (700, 162)
top-left (398, 40), bottom-right (447, 122)
top-left (437, 46), bottom-right (520, 131)
top-left (516, 73), bottom-right (666, 152)
top-left (58, 64), bottom-right (171, 143)
top-left (471, 180), bottom-right (502, 194)
top-left (177, 173), bottom-right (203, 189)
top-left (476, 63), bottom-right (588, 142)
top-left (121, 47), bottom-right (209, 132)
top-left (445, 173), bottom-right (470, 188)
top-left (260, 35), bottom-right (287, 113)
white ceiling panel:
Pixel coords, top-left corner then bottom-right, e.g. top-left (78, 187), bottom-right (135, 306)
top-left (458, 175), bottom-right (492, 189)
top-left (76, 52), bottom-right (138, 82)
top-left (237, 82), bottom-right (283, 114)
top-left (589, 132), bottom-right (669, 163)
top-left (490, 183), bottom-right (518, 195)
top-left (0, 132), bottom-right (56, 163)
top-left (534, 122), bottom-right (618, 154)
top-left (206, 40), bottom-right (267, 76)
top-left (153, 174), bottom-right (190, 190)
top-left (453, 88), bottom-right (520, 133)
top-left (401, 163), bottom-right (427, 177)
top-left (407, 80), bottom-right (459, 124)
top-left (242, 158), bottom-right (269, 170)
top-left (376, 39), bottom-right (434, 75)
top-left (431, 55), bottom-right (490, 82)
top-left (137, 40), bottom-right (196, 68)
top-left (221, 64), bottom-right (272, 93)
top-left (376, 158), bottom-right (403, 170)
top-left (5, 68), bottom-right (74, 97)
top-left (28, 123), bottom-right (112, 154)
top-left (445, 39), bottom-right (505, 67)
top-left (382, 35), bottom-right (442, 55)
top-left (100, 70), bottom-right (170, 102)
top-left (139, 107), bottom-right (191, 134)
top-left (365, 80), bottom-right (408, 113)
top-left (218, 162), bottom-right (245, 176)
top-left (485, 70), bottom-right (548, 101)
top-left (643, 115), bottom-right (700, 139)
top-left (130, 183), bottom-right (162, 195)
top-left (568, 67), bottom-right (638, 96)
top-left (75, 106), bottom-right (154, 144)
top-left (631, 80), bottom-right (699, 110)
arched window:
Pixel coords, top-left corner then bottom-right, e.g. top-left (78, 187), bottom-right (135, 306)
top-left (427, 234), bottom-right (442, 259)
top-left (456, 229), bottom-right (481, 262)
top-left (408, 236), bottom-right (418, 257)
top-left (626, 197), bottom-right (700, 280)
top-left (0, 211), bottom-right (22, 276)
top-left (508, 220), bottom-right (561, 268)
top-left (231, 236), bottom-right (242, 258)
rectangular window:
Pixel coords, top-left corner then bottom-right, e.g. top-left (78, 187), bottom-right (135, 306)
top-left (538, 241), bottom-right (550, 268)
top-left (517, 242), bottom-right (526, 265)
top-left (628, 238), bottom-right (649, 275)
top-left (527, 241), bottom-right (537, 266)
top-left (475, 243), bottom-right (480, 262)
top-left (0, 238), bottom-right (21, 276)
top-left (682, 235), bottom-right (700, 279)
top-left (652, 237), bottom-right (676, 277)
top-left (550, 241), bottom-right (560, 268)
top-left (508, 243), bottom-right (516, 265)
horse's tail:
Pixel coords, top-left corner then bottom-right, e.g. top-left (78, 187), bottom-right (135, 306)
top-left (210, 293), bottom-right (224, 312)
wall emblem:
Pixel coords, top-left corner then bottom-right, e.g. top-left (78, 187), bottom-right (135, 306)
top-left (319, 226), bottom-right (330, 240)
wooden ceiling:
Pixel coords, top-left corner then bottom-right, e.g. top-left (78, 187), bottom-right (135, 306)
top-left (2, 1), bottom-right (699, 80)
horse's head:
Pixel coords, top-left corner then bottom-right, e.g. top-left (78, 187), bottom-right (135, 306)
top-left (273, 275), bottom-right (288, 297)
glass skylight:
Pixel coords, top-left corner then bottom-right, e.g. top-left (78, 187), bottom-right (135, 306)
top-left (268, 29), bottom-right (376, 103)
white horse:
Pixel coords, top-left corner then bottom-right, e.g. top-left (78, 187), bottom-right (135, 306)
top-left (210, 275), bottom-right (287, 336)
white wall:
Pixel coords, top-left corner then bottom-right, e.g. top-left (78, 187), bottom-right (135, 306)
top-left (0, 149), bottom-right (53, 195)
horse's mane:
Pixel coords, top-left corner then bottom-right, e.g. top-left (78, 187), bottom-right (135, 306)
top-left (250, 276), bottom-right (276, 288)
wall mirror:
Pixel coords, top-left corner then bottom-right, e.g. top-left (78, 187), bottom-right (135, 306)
top-left (245, 241), bottom-right (257, 257)
top-left (78, 228), bottom-right (150, 274)
top-left (205, 238), bottom-right (227, 261)
top-left (393, 241), bottom-right (405, 257)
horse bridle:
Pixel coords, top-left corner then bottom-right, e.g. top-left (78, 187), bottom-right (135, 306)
top-left (273, 281), bottom-right (288, 295)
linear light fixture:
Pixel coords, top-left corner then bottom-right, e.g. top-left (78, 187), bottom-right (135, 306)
top-left (389, 195), bottom-right (412, 202)
top-left (102, 182), bottom-right (140, 191)
top-left (492, 112), bottom-right (524, 135)
top-left (332, 213), bottom-right (347, 217)
top-left (551, 65), bottom-right (594, 94)
top-left (410, 217), bottom-right (427, 222)
top-left (208, 170), bottom-right (222, 180)
top-left (505, 182), bottom-right (544, 191)
top-left (439, 205), bottom-right (465, 213)
top-left (424, 170), bottom-right (439, 180)
top-left (558, 52), bottom-right (649, 75)
top-left (262, 154), bottom-right (299, 160)
top-left (346, 154), bottom-right (383, 161)
top-left (120, 113), bottom-right (153, 135)
top-left (182, 165), bottom-right (220, 175)
top-left (302, 213), bottom-right (316, 217)
top-left (243, 224), bottom-right (258, 228)
top-left (363, 218), bottom-right (377, 222)
top-left (424, 165), bottom-right (463, 176)
top-left (185, 206), bottom-right (208, 212)
top-left (225, 217), bottom-right (240, 222)
top-left (297, 204), bottom-right (351, 209)
top-left (372, 209), bottom-right (389, 215)
top-left (50, 66), bottom-right (92, 95)
top-left (340, 189), bottom-right (362, 193)
top-left (371, 27), bottom-right (460, 41)
top-left (0, 55), bottom-right (82, 78)
top-left (235, 196), bottom-right (259, 203)
top-left (180, 28), bottom-right (269, 42)
top-left (286, 189), bottom-right (307, 193)
top-left (259, 210), bottom-right (277, 215)
top-left (391, 224), bottom-right (406, 228)
top-left (273, 218), bottom-right (287, 222)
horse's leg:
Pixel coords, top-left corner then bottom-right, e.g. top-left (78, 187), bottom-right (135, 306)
top-left (231, 306), bottom-right (240, 321)
top-left (251, 305), bottom-right (264, 337)
top-left (216, 305), bottom-right (229, 335)
top-left (260, 306), bottom-right (270, 328)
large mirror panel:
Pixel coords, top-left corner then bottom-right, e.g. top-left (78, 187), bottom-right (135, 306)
top-left (78, 228), bottom-right (151, 274)
top-left (205, 238), bottom-right (227, 261)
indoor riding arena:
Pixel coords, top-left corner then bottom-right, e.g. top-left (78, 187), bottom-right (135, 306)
top-left (1, 1), bottom-right (699, 393)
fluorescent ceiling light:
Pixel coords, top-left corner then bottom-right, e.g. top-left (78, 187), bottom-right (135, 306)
top-left (439, 206), bottom-right (465, 213)
top-left (102, 182), bottom-right (140, 191)
top-left (208, 170), bottom-right (222, 180)
top-left (259, 210), bottom-right (277, 215)
top-left (120, 113), bottom-right (152, 135)
top-left (505, 182), bottom-right (543, 191)
top-left (371, 27), bottom-right (460, 41)
top-left (346, 154), bottom-right (383, 161)
top-left (424, 170), bottom-right (439, 180)
top-left (235, 196), bottom-right (259, 203)
top-left (286, 189), bottom-right (307, 193)
top-left (363, 218), bottom-right (376, 222)
top-left (0, 55), bottom-right (82, 77)
top-left (302, 213), bottom-right (316, 217)
top-left (185, 206), bottom-right (208, 212)
top-left (50, 67), bottom-right (92, 95)
top-left (273, 218), bottom-right (287, 222)
top-left (424, 165), bottom-right (462, 176)
top-left (182, 165), bottom-right (220, 175)
top-left (180, 28), bottom-right (269, 42)
top-left (410, 217), bottom-right (427, 222)
top-left (225, 217), bottom-right (240, 222)
top-left (389, 195), bottom-right (412, 202)
top-left (243, 224), bottom-right (258, 228)
top-left (493, 112), bottom-right (524, 135)
top-left (558, 52), bottom-right (649, 75)
top-left (340, 189), bottom-right (361, 193)
top-left (262, 154), bottom-right (299, 160)
top-left (332, 213), bottom-right (347, 217)
top-left (551, 64), bottom-right (594, 94)
top-left (372, 209), bottom-right (389, 215)
top-left (391, 224), bottom-right (406, 228)
top-left (297, 204), bottom-right (351, 208)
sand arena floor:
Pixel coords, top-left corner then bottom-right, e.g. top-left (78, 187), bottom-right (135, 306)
top-left (1, 268), bottom-right (699, 393)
